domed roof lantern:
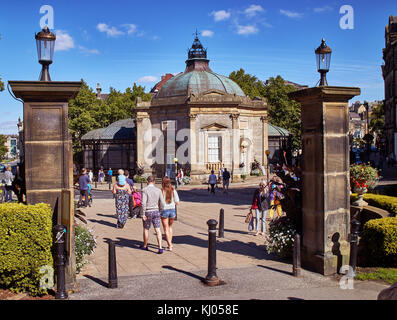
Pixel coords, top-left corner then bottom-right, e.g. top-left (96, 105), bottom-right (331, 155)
top-left (185, 30), bottom-right (212, 72)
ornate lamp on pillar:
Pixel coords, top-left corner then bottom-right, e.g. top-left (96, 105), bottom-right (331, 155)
top-left (35, 27), bottom-right (56, 81)
top-left (315, 38), bottom-right (332, 86)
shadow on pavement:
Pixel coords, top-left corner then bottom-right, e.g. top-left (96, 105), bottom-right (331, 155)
top-left (257, 264), bottom-right (292, 276)
top-left (171, 234), bottom-right (281, 262)
top-left (88, 219), bottom-right (116, 228)
top-left (83, 275), bottom-right (108, 288)
top-left (177, 188), bottom-right (256, 206)
top-left (287, 297), bottom-right (305, 300)
top-left (162, 265), bottom-right (205, 282)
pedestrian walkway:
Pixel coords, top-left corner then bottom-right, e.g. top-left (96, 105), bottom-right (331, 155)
top-left (77, 184), bottom-right (271, 278)
top-left (72, 182), bottom-right (389, 300)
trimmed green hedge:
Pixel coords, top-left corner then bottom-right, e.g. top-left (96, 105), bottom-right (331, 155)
top-left (362, 217), bottom-right (397, 267)
top-left (0, 203), bottom-right (53, 295)
top-left (351, 193), bottom-right (397, 216)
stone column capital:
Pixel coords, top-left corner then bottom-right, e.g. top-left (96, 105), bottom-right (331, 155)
top-left (230, 113), bottom-right (240, 121)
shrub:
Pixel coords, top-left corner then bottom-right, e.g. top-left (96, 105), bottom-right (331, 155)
top-left (75, 224), bottom-right (96, 273)
top-left (350, 163), bottom-right (379, 191)
top-left (265, 216), bottom-right (296, 258)
top-left (133, 173), bottom-right (150, 184)
top-left (182, 176), bottom-right (191, 185)
top-left (250, 169), bottom-right (262, 176)
top-left (0, 203), bottom-right (53, 296)
top-left (362, 217), bottom-right (397, 267)
top-left (241, 174), bottom-right (247, 181)
top-left (351, 193), bottom-right (397, 217)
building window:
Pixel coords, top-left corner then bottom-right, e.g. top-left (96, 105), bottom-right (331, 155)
top-left (208, 136), bottom-right (221, 163)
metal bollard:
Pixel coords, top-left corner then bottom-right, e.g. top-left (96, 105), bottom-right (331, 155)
top-left (205, 219), bottom-right (220, 286)
top-left (349, 219), bottom-right (361, 276)
top-left (293, 234), bottom-right (301, 277)
top-left (108, 240), bottom-right (118, 289)
top-left (95, 181), bottom-right (97, 188)
top-left (175, 205), bottom-right (178, 221)
top-left (218, 208), bottom-right (224, 238)
top-left (53, 224), bottom-right (68, 299)
top-left (140, 181), bottom-right (143, 191)
top-left (109, 181), bottom-right (112, 190)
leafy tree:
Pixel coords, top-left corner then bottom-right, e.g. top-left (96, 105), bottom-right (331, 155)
top-left (229, 68), bottom-right (265, 99)
top-left (264, 76), bottom-right (301, 151)
top-left (229, 69), bottom-right (301, 151)
top-left (68, 80), bottom-right (152, 162)
top-left (0, 134), bottom-right (8, 160)
top-left (369, 102), bottom-right (384, 140)
top-left (0, 76), bottom-right (4, 92)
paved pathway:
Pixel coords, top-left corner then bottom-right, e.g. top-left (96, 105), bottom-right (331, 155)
top-left (77, 179), bottom-right (278, 279)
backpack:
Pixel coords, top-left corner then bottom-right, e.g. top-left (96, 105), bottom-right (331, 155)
top-left (133, 191), bottom-right (142, 207)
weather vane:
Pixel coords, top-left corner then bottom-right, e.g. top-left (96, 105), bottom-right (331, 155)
top-left (193, 29), bottom-right (200, 38)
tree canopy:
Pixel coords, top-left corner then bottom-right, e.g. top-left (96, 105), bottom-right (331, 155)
top-left (68, 80), bottom-right (151, 162)
top-left (229, 69), bottom-right (301, 151)
top-left (369, 102), bottom-right (384, 140)
top-left (0, 134), bottom-right (8, 160)
top-left (0, 76), bottom-right (4, 92)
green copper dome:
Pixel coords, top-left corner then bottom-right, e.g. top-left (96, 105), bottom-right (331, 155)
top-left (155, 35), bottom-right (246, 99)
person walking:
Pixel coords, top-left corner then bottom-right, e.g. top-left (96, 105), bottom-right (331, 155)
top-left (141, 175), bottom-right (166, 254)
top-left (208, 170), bottom-right (217, 195)
top-left (98, 168), bottom-right (105, 183)
top-left (250, 180), bottom-right (270, 236)
top-left (218, 166), bottom-right (225, 187)
top-left (4, 166), bottom-right (14, 202)
top-left (222, 168), bottom-right (231, 193)
top-left (112, 174), bottom-right (132, 229)
top-left (88, 169), bottom-right (94, 183)
top-left (177, 168), bottom-right (184, 186)
top-left (78, 168), bottom-right (91, 208)
top-left (108, 168), bottom-right (113, 183)
top-left (125, 170), bottom-right (137, 218)
top-left (160, 176), bottom-right (179, 251)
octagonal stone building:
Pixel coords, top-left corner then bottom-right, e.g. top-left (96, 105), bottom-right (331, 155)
top-left (135, 35), bottom-right (269, 182)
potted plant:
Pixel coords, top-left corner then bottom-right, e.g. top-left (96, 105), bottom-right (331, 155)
top-left (350, 163), bottom-right (379, 206)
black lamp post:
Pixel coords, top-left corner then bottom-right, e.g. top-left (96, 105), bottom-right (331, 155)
top-left (315, 38), bottom-right (332, 86)
top-left (265, 150), bottom-right (270, 183)
top-left (174, 157), bottom-right (178, 189)
top-left (35, 27), bottom-right (56, 81)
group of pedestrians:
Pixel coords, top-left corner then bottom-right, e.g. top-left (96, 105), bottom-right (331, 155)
top-left (112, 172), bottom-right (179, 254)
top-left (248, 177), bottom-right (285, 236)
top-left (208, 167), bottom-right (231, 194)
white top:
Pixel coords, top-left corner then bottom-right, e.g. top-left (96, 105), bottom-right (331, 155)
top-left (162, 189), bottom-right (180, 210)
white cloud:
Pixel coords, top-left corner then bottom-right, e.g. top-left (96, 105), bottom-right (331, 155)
top-left (237, 24), bottom-right (259, 35)
top-left (280, 9), bottom-right (303, 19)
top-left (123, 24), bottom-right (137, 34)
top-left (54, 30), bottom-right (74, 51)
top-left (78, 46), bottom-right (100, 55)
top-left (244, 4), bottom-right (264, 17)
top-left (96, 23), bottom-right (125, 37)
top-left (314, 6), bottom-right (333, 13)
top-left (202, 30), bottom-right (214, 37)
top-left (137, 76), bottom-right (158, 83)
top-left (211, 10), bottom-right (231, 22)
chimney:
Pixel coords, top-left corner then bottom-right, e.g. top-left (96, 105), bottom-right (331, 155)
top-left (96, 83), bottom-right (102, 98)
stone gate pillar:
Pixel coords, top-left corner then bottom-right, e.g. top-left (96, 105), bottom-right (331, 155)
top-left (289, 86), bottom-right (360, 275)
top-left (9, 80), bottom-right (81, 290)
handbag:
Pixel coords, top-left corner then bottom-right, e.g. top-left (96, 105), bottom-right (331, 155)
top-left (245, 210), bottom-right (253, 223)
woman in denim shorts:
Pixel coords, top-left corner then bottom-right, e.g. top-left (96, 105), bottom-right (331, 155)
top-left (161, 176), bottom-right (180, 251)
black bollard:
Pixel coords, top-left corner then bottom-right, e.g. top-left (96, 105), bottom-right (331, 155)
top-left (218, 208), bottom-right (224, 238)
top-left (95, 181), bottom-right (97, 188)
top-left (109, 181), bottom-right (112, 190)
top-left (205, 219), bottom-right (220, 286)
top-left (293, 234), bottom-right (301, 277)
top-left (140, 181), bottom-right (143, 191)
top-left (53, 224), bottom-right (68, 299)
top-left (108, 240), bottom-right (118, 289)
top-left (175, 205), bottom-right (178, 221)
top-left (349, 219), bottom-right (361, 276)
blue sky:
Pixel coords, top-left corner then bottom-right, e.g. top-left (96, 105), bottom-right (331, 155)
top-left (0, 0), bottom-right (396, 134)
